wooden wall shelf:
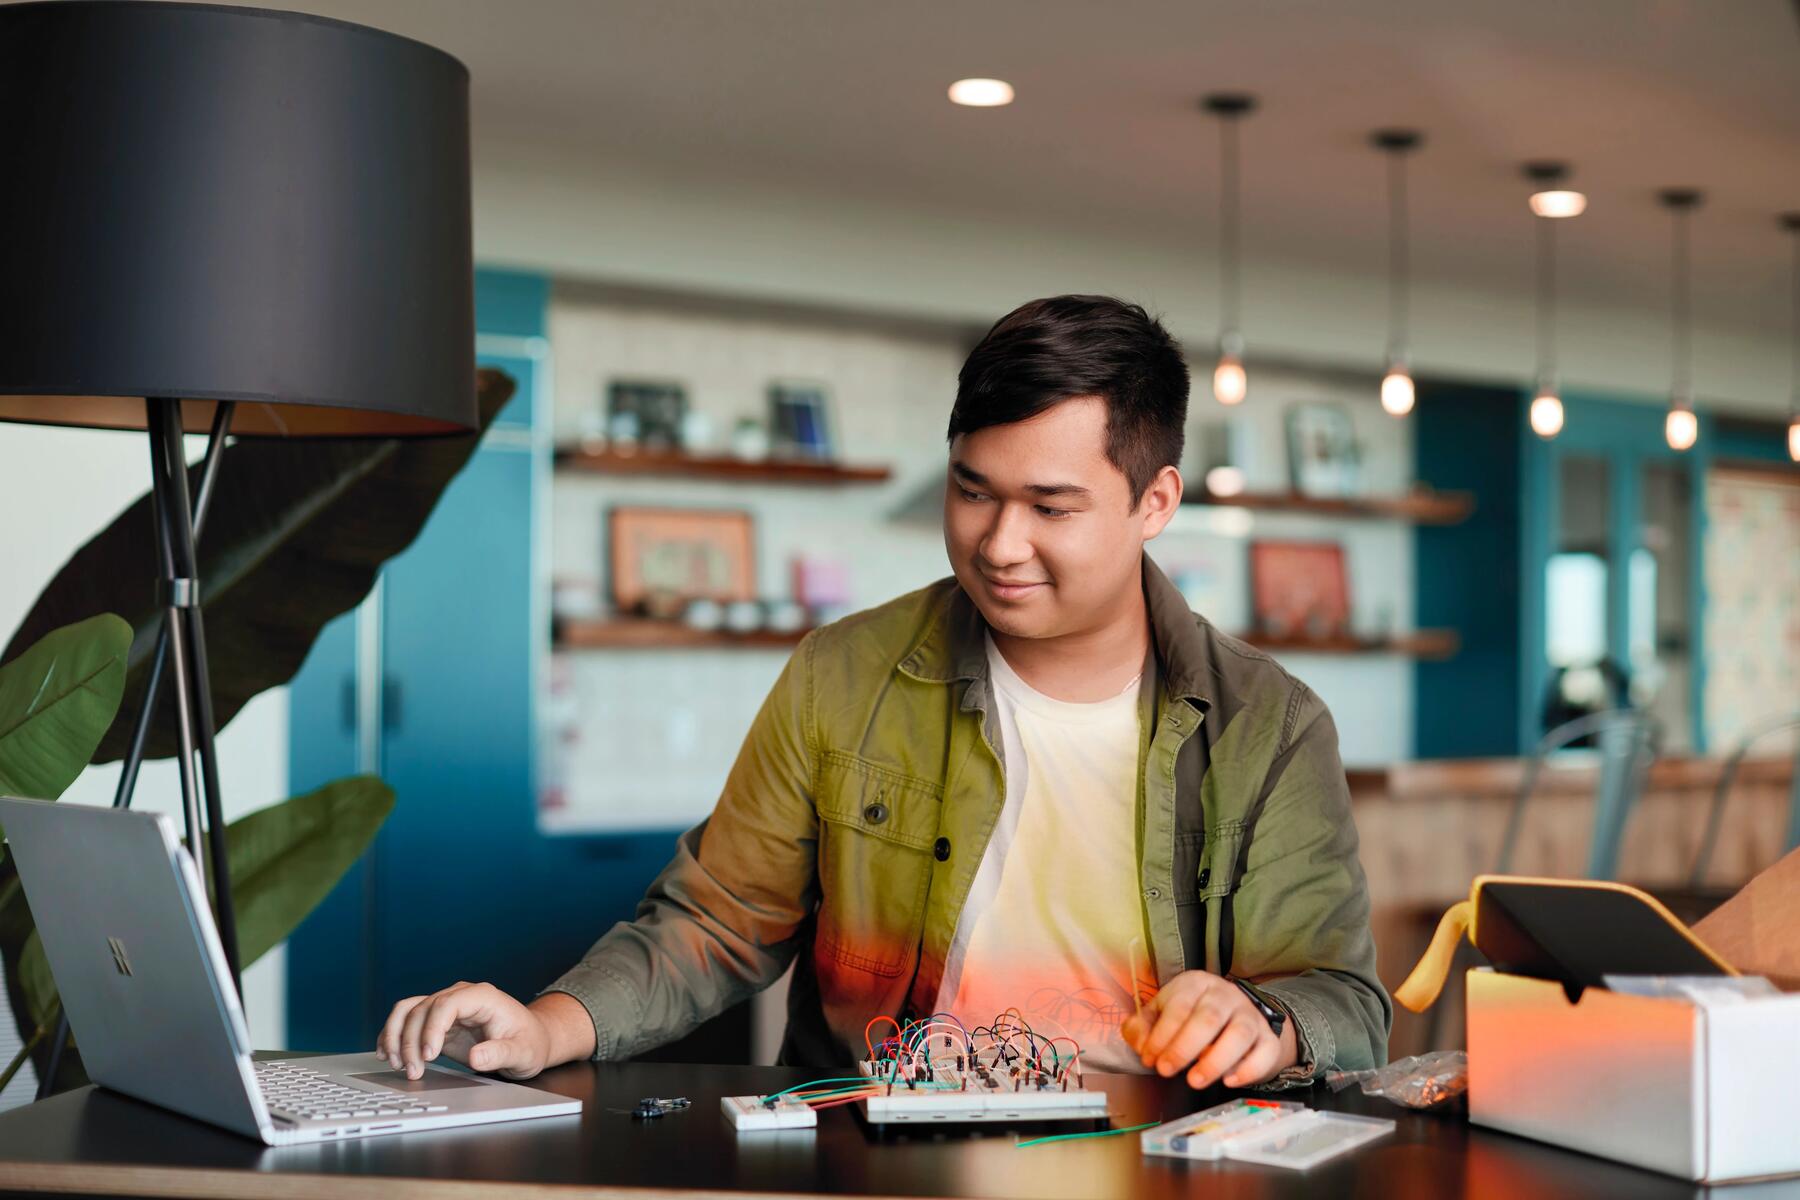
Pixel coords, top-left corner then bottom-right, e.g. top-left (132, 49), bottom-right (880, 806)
top-left (554, 446), bottom-right (892, 485)
top-left (555, 618), bottom-right (812, 650)
top-left (1242, 630), bottom-right (1460, 659)
top-left (1186, 488), bottom-right (1474, 524)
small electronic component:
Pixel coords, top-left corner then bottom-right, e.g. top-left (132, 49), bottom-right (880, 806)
top-left (721, 1094), bottom-right (818, 1131)
top-left (1141, 1099), bottom-right (1394, 1170)
top-left (630, 1096), bottom-right (690, 1120)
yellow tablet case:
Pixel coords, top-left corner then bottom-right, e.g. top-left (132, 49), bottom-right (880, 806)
top-left (1394, 875), bottom-right (1737, 1013)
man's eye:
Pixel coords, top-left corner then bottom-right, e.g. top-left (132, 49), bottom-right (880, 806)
top-left (1036, 505), bottom-right (1071, 519)
top-left (958, 488), bottom-right (988, 502)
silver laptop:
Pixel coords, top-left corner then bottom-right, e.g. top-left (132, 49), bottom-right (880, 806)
top-left (0, 797), bottom-right (581, 1144)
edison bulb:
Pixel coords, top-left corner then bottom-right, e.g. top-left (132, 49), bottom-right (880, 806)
top-left (1789, 417), bottom-right (1800, 463)
top-left (1380, 368), bottom-right (1415, 417)
top-left (1213, 353), bottom-right (1247, 406)
top-left (1665, 407), bottom-right (1698, 452)
top-left (1529, 190), bottom-right (1587, 219)
top-left (1529, 391), bottom-right (1564, 438)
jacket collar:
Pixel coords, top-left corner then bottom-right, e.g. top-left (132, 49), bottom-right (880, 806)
top-left (898, 556), bottom-right (1214, 710)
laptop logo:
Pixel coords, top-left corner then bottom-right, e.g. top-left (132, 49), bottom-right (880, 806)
top-left (107, 937), bottom-right (133, 977)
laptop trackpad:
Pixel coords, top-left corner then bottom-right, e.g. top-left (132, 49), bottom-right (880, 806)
top-left (348, 1069), bottom-right (493, 1093)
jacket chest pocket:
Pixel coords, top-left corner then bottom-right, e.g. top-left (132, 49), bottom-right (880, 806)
top-left (813, 751), bottom-right (941, 978)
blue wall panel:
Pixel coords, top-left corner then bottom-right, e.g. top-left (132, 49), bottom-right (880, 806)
top-left (284, 611), bottom-right (370, 1051)
top-left (1412, 380), bottom-right (1526, 758)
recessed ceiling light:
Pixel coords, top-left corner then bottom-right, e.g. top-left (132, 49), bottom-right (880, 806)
top-left (1529, 190), bottom-right (1587, 219)
top-left (948, 78), bottom-right (1013, 107)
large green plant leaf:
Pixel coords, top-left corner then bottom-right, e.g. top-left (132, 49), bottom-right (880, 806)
top-left (15, 774), bottom-right (396, 1039)
top-left (1, 369), bottom-right (513, 763)
top-left (0, 614), bottom-right (132, 799)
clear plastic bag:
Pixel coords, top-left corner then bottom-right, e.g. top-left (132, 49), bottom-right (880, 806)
top-left (1325, 1050), bottom-right (1467, 1110)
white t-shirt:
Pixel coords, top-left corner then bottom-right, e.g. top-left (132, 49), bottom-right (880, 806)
top-left (931, 634), bottom-right (1154, 1073)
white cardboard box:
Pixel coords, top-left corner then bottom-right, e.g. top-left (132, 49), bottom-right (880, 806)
top-left (1467, 968), bottom-right (1800, 1182)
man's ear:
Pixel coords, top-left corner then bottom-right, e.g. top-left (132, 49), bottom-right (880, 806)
top-left (1138, 465), bottom-right (1185, 539)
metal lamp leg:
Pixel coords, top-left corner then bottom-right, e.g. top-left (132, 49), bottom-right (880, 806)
top-left (35, 400), bottom-right (237, 1101)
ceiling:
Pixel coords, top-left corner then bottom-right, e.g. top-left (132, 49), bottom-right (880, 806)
top-left (207, 1), bottom-right (1800, 352)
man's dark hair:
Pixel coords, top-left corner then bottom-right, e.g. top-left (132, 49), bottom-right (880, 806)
top-left (948, 295), bottom-right (1189, 504)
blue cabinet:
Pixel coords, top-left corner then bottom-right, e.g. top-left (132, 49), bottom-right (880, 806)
top-left (287, 270), bottom-right (550, 1049)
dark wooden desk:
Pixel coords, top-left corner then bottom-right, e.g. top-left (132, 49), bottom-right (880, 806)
top-left (0, 1059), bottom-right (1792, 1199)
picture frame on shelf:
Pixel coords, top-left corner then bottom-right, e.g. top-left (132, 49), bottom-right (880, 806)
top-left (768, 380), bottom-right (834, 460)
top-left (607, 507), bottom-right (756, 614)
top-left (606, 378), bottom-right (689, 449)
top-left (1283, 401), bottom-right (1361, 497)
top-left (1249, 540), bottom-right (1350, 638)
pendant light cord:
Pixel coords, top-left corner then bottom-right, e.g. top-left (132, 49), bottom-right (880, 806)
top-left (1671, 204), bottom-right (1692, 408)
top-left (1388, 149), bottom-right (1409, 362)
top-left (1220, 116), bottom-right (1240, 336)
top-left (1535, 214), bottom-right (1556, 392)
top-left (1790, 224), bottom-right (1799, 417)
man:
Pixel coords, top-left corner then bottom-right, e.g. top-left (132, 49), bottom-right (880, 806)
top-left (378, 295), bottom-right (1390, 1090)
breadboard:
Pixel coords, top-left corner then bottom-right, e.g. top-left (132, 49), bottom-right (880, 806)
top-left (721, 1094), bottom-right (817, 1131)
top-left (854, 1059), bottom-right (1109, 1126)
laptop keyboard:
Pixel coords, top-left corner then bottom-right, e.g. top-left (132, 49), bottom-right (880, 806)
top-left (256, 1060), bottom-right (448, 1122)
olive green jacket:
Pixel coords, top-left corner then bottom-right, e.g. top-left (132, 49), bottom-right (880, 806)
top-left (545, 556), bottom-right (1391, 1083)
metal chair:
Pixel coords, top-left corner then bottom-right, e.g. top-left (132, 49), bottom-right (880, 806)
top-left (1418, 709), bottom-right (1661, 1051)
top-left (1496, 709), bottom-right (1663, 880)
top-left (1687, 712), bottom-right (1800, 890)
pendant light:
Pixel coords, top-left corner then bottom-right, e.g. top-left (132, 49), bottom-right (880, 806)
top-left (1524, 162), bottom-right (1584, 439)
top-left (1204, 93), bottom-right (1256, 406)
top-left (1373, 130), bottom-right (1423, 416)
top-left (1783, 213), bottom-right (1800, 463)
top-left (1659, 189), bottom-right (1703, 452)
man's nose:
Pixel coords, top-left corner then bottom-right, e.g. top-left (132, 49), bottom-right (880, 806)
top-left (980, 502), bottom-right (1034, 568)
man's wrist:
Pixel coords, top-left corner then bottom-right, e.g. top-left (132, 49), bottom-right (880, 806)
top-left (529, 990), bottom-right (598, 1066)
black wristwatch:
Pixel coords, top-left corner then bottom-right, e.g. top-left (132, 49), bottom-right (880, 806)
top-left (1231, 978), bottom-right (1286, 1038)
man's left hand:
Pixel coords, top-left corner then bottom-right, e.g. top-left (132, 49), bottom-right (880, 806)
top-left (1119, 971), bottom-right (1298, 1089)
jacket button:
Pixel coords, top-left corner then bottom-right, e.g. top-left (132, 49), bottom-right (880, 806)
top-left (933, 837), bottom-right (951, 862)
top-left (1145, 887), bottom-right (1161, 900)
top-left (1198, 868), bottom-right (1211, 889)
top-left (863, 802), bottom-right (888, 824)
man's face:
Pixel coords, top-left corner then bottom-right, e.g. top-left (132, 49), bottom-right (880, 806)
top-left (944, 396), bottom-right (1177, 641)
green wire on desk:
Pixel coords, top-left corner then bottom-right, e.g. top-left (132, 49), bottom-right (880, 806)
top-left (1015, 1120), bottom-right (1159, 1149)
top-left (759, 1076), bottom-right (877, 1102)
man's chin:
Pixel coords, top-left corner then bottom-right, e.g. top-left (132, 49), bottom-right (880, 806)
top-left (972, 599), bottom-right (1055, 640)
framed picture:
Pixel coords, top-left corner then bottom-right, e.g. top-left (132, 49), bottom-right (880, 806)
top-left (608, 507), bottom-right (756, 612)
top-left (1249, 540), bottom-right (1350, 637)
top-left (768, 380), bottom-right (834, 460)
top-left (607, 379), bottom-right (688, 448)
top-left (1283, 402), bottom-right (1360, 497)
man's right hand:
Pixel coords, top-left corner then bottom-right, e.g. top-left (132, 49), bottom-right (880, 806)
top-left (375, 983), bottom-right (594, 1081)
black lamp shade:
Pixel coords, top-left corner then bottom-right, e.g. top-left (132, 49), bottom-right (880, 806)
top-left (0, 1), bottom-right (475, 437)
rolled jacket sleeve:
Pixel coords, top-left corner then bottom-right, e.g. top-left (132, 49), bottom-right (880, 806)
top-left (1231, 686), bottom-right (1392, 1085)
top-left (540, 633), bottom-right (822, 1058)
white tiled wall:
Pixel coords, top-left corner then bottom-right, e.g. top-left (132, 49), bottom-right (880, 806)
top-left (544, 296), bottom-right (1416, 833)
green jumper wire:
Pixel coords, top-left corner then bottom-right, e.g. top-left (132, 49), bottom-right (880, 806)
top-left (1015, 1120), bottom-right (1160, 1149)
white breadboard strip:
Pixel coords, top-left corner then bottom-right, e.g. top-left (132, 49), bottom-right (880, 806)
top-left (722, 1094), bottom-right (817, 1131)
top-left (854, 1060), bottom-right (1109, 1125)
top-left (1141, 1100), bottom-right (1394, 1170)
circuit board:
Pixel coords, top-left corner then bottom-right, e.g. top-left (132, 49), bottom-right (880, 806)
top-left (722, 1011), bottom-right (1112, 1136)
top-left (721, 1093), bottom-right (818, 1131)
top-left (853, 1059), bottom-right (1110, 1126)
